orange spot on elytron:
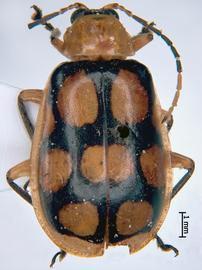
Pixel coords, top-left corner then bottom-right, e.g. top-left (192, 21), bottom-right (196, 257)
top-left (81, 144), bottom-right (134, 183)
top-left (40, 149), bottom-right (72, 192)
top-left (58, 202), bottom-right (99, 236)
top-left (140, 145), bottom-right (167, 187)
top-left (57, 70), bottom-right (98, 127)
top-left (111, 69), bottom-right (148, 124)
top-left (81, 145), bottom-right (106, 182)
top-left (116, 201), bottom-right (153, 235)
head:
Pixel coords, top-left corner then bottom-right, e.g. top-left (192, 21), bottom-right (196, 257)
top-left (62, 8), bottom-right (135, 61)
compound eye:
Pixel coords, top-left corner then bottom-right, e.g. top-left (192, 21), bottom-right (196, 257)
top-left (70, 8), bottom-right (119, 24)
top-left (70, 8), bottom-right (87, 24)
top-left (102, 9), bottom-right (119, 20)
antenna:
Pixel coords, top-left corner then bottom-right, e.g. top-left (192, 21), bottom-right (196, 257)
top-left (28, 3), bottom-right (88, 29)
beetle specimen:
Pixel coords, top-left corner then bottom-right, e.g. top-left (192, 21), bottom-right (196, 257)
top-left (6, 3), bottom-right (194, 267)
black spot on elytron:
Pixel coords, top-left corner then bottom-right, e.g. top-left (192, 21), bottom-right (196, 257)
top-left (117, 125), bottom-right (130, 139)
top-left (39, 60), bottom-right (165, 244)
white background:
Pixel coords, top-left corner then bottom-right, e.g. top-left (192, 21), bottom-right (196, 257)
top-left (0, 0), bottom-right (202, 270)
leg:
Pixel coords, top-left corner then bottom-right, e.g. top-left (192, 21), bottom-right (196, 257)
top-left (155, 152), bottom-right (194, 255)
top-left (30, 5), bottom-right (65, 57)
top-left (7, 90), bottom-right (43, 202)
top-left (171, 152), bottom-right (195, 198)
top-left (18, 89), bottom-right (43, 138)
top-left (50, 250), bottom-right (66, 268)
top-left (23, 180), bottom-right (30, 192)
top-left (161, 109), bottom-right (173, 131)
top-left (131, 31), bottom-right (153, 53)
top-left (51, 38), bottom-right (66, 56)
top-left (155, 235), bottom-right (179, 257)
top-left (6, 160), bottom-right (32, 204)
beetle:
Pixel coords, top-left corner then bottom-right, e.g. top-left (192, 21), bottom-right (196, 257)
top-left (6, 2), bottom-right (194, 267)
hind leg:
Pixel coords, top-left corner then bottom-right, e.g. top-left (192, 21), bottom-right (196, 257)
top-left (50, 250), bottom-right (66, 268)
top-left (18, 89), bottom-right (43, 138)
top-left (155, 235), bottom-right (179, 256)
top-left (156, 152), bottom-right (194, 255)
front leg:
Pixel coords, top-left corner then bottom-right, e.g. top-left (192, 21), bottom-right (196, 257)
top-left (46, 25), bottom-right (68, 57)
top-left (131, 31), bottom-right (153, 52)
top-left (131, 24), bottom-right (154, 53)
top-left (50, 36), bottom-right (66, 56)
top-left (30, 5), bottom-right (66, 57)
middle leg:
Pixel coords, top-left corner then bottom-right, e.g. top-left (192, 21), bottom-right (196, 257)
top-left (6, 160), bottom-right (32, 204)
top-left (161, 109), bottom-right (173, 131)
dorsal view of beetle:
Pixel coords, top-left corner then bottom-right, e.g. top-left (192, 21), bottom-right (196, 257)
top-left (6, 2), bottom-right (195, 267)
